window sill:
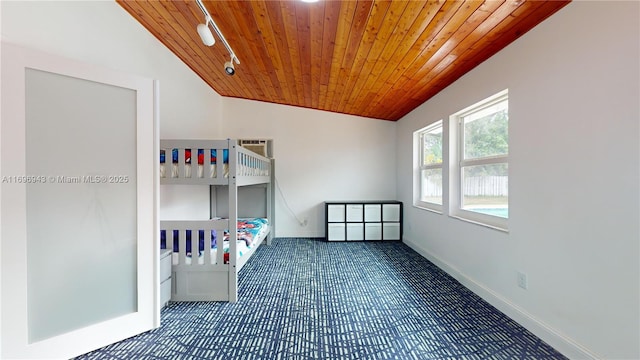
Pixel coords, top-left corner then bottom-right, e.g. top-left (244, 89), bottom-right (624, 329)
top-left (449, 214), bottom-right (509, 233)
top-left (413, 204), bottom-right (443, 215)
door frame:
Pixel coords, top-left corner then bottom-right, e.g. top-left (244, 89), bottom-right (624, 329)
top-left (0, 42), bottom-right (160, 359)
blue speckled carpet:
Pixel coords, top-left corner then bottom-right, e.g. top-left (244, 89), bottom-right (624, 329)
top-left (77, 238), bottom-right (565, 359)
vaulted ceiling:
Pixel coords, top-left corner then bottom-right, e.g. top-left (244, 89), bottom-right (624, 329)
top-left (117, 0), bottom-right (569, 121)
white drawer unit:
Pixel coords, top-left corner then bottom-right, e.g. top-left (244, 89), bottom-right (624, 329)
top-left (382, 203), bottom-right (401, 222)
top-left (160, 248), bottom-right (172, 307)
top-left (365, 223), bottom-right (382, 241)
top-left (383, 223), bottom-right (401, 241)
top-left (346, 223), bottom-right (364, 241)
top-left (327, 204), bottom-right (346, 222)
top-left (364, 204), bottom-right (381, 222)
top-left (346, 204), bottom-right (364, 222)
top-left (325, 201), bottom-right (402, 241)
top-left (327, 223), bottom-right (346, 241)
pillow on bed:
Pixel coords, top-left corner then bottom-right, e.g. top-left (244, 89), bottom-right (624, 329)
top-left (211, 149), bottom-right (229, 164)
top-left (171, 149), bottom-right (192, 164)
top-left (193, 149), bottom-right (229, 165)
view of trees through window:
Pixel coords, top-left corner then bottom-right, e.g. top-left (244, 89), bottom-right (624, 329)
top-left (422, 129), bottom-right (443, 165)
top-left (463, 106), bottom-right (508, 160)
top-left (414, 90), bottom-right (509, 227)
top-left (461, 100), bottom-right (508, 217)
top-left (420, 122), bottom-right (443, 206)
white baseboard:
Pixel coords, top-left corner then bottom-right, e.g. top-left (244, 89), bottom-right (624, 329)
top-left (403, 238), bottom-right (599, 360)
top-left (276, 230), bottom-right (322, 238)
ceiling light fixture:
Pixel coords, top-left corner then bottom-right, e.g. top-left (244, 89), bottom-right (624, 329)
top-left (195, 0), bottom-right (240, 74)
top-left (224, 59), bottom-right (235, 76)
top-left (197, 17), bottom-right (215, 46)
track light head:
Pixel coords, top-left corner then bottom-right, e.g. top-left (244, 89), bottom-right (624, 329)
top-left (197, 21), bottom-right (215, 46)
top-left (224, 60), bottom-right (235, 76)
top-left (195, 0), bottom-right (240, 74)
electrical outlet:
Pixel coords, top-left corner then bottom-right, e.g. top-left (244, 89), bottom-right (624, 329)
top-left (300, 218), bottom-right (308, 227)
top-left (517, 271), bottom-right (528, 290)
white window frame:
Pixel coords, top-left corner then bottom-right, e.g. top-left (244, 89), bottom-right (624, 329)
top-left (449, 89), bottom-right (509, 231)
top-left (414, 120), bottom-right (444, 213)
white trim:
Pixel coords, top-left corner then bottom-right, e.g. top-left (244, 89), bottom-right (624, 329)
top-left (455, 89), bottom-right (509, 119)
top-left (461, 154), bottom-right (508, 167)
top-left (449, 89), bottom-right (509, 230)
top-left (403, 237), bottom-right (601, 360)
top-left (412, 204), bottom-right (443, 215)
top-left (449, 214), bottom-right (508, 233)
top-left (152, 79), bottom-right (161, 327)
top-left (450, 209), bottom-right (508, 232)
top-left (0, 4), bottom-right (3, 353)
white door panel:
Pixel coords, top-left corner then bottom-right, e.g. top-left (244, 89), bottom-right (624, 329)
top-left (1, 43), bottom-right (159, 359)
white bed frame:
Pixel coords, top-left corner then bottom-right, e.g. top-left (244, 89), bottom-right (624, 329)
top-left (160, 139), bottom-right (274, 303)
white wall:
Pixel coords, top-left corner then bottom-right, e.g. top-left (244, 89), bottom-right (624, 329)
top-left (0, 3), bottom-right (3, 357)
top-left (222, 98), bottom-right (397, 237)
top-left (396, 2), bottom-right (639, 359)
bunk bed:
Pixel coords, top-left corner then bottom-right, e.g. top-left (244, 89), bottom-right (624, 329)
top-left (159, 139), bottom-right (274, 303)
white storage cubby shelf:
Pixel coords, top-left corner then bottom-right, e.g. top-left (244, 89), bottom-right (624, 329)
top-left (325, 201), bottom-right (403, 241)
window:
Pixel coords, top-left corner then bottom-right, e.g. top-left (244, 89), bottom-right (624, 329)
top-left (450, 90), bottom-right (508, 230)
top-left (414, 120), bottom-right (443, 211)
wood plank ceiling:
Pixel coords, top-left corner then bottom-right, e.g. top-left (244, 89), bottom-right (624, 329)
top-left (117, 0), bottom-right (569, 121)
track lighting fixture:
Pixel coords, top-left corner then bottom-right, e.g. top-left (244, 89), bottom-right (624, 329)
top-left (197, 17), bottom-right (215, 46)
top-left (195, 0), bottom-right (240, 74)
top-left (224, 59), bottom-right (235, 76)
